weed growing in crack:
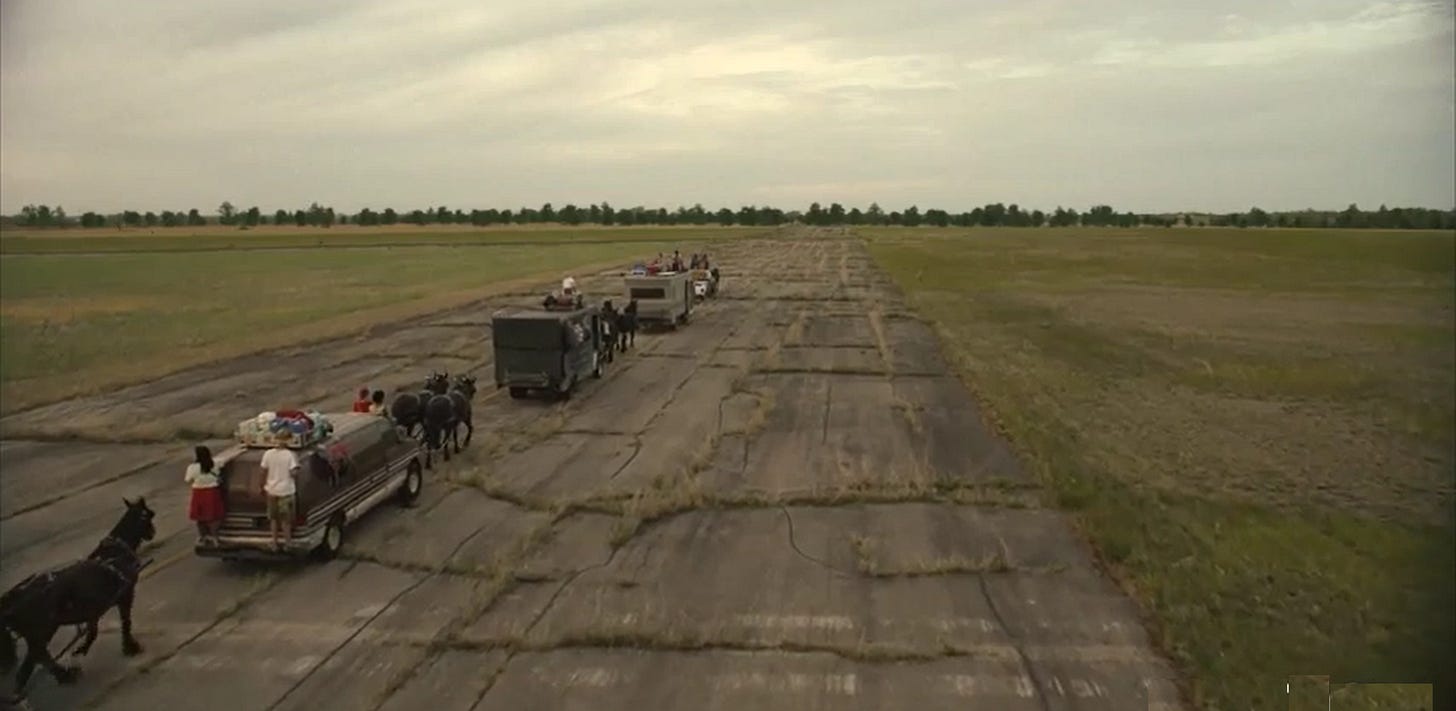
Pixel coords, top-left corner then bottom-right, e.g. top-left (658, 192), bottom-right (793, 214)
top-left (609, 516), bottom-right (642, 547)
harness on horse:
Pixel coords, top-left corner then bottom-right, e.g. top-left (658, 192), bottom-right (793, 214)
top-left (3, 536), bottom-right (153, 659)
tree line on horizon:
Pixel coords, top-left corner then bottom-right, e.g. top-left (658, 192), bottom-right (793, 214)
top-left (9, 200), bottom-right (1455, 230)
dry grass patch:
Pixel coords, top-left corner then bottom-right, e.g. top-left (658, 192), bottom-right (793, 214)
top-left (866, 226), bottom-right (1456, 710)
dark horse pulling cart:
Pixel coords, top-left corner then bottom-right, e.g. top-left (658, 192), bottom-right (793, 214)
top-left (0, 498), bottom-right (157, 700)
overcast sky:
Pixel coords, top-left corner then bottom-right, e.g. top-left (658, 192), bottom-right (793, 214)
top-left (1, 0), bottom-right (1452, 214)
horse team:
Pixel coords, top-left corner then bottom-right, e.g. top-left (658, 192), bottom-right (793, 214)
top-left (0, 263), bottom-right (676, 704)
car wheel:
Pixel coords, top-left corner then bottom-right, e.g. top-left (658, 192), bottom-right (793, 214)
top-left (509, 387), bottom-right (527, 399)
top-left (314, 515), bottom-right (345, 561)
top-left (398, 459), bottom-right (423, 506)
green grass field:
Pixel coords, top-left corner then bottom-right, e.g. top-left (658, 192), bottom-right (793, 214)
top-left (0, 224), bottom-right (759, 254)
top-left (864, 227), bottom-right (1455, 711)
top-left (0, 225), bottom-right (756, 412)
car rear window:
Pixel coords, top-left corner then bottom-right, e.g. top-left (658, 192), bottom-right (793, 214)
top-left (494, 318), bottom-right (565, 350)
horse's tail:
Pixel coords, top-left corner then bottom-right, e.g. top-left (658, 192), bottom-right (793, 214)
top-left (0, 585), bottom-right (18, 669)
top-left (0, 622), bottom-right (15, 670)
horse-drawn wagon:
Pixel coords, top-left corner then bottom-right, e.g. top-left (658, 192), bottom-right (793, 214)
top-left (624, 271), bottom-right (693, 329)
top-left (690, 267), bottom-right (719, 300)
top-left (492, 303), bottom-right (608, 400)
top-left (195, 411), bottom-right (424, 561)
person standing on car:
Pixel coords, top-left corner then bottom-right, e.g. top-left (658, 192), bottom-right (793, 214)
top-left (261, 432), bottom-right (300, 551)
top-left (185, 445), bottom-right (225, 545)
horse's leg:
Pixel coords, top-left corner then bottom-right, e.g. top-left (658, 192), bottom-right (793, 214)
top-left (14, 644), bottom-right (40, 695)
top-left (71, 621), bottom-right (98, 657)
top-left (24, 628), bottom-right (76, 687)
top-left (464, 415), bottom-right (474, 447)
top-left (118, 590), bottom-right (141, 656)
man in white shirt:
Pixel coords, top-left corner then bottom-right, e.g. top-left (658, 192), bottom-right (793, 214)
top-left (260, 433), bottom-right (300, 550)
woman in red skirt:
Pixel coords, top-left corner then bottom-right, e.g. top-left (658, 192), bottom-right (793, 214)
top-left (185, 445), bottom-right (225, 544)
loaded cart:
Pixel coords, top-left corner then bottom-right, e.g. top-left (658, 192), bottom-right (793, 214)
top-left (690, 267), bottom-right (719, 300)
top-left (492, 303), bottom-right (608, 401)
top-left (623, 271), bottom-right (693, 329)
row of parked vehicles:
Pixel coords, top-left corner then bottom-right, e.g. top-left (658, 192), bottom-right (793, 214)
top-left (196, 265), bottom-right (720, 561)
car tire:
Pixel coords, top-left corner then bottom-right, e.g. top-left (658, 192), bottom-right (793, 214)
top-left (509, 387), bottom-right (527, 399)
top-left (398, 459), bottom-right (423, 506)
top-left (315, 515), bottom-right (345, 561)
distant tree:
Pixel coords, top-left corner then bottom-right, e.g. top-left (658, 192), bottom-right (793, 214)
top-left (847, 207), bottom-right (864, 225)
top-left (601, 202), bottom-right (615, 226)
top-left (715, 207), bottom-right (734, 225)
top-left (1030, 209), bottom-right (1046, 227)
top-left (924, 208), bottom-right (950, 227)
top-left (539, 203), bottom-right (555, 222)
top-left (187, 208), bottom-right (206, 226)
top-left (407, 209), bottom-right (427, 225)
top-left (274, 209), bottom-right (289, 225)
top-left (244, 206), bottom-right (261, 227)
top-left (122, 210), bottom-right (142, 227)
top-left (806, 202), bottom-right (825, 225)
top-left (218, 201), bottom-right (236, 225)
top-left (382, 208), bottom-right (398, 225)
top-left (561, 204), bottom-right (581, 225)
top-left (143, 211), bottom-right (159, 227)
top-left (866, 202), bottom-right (885, 226)
top-left (80, 211), bottom-right (105, 228)
top-left (293, 209), bottom-right (307, 227)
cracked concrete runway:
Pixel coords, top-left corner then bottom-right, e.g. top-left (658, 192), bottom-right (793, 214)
top-left (0, 229), bottom-right (1186, 710)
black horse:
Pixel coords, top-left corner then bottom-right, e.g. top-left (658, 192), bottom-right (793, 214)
top-left (0, 498), bottom-right (156, 697)
top-left (445, 374), bottom-right (477, 452)
top-left (421, 371), bottom-right (456, 467)
top-left (599, 301), bottom-right (618, 365)
top-left (618, 300), bottom-right (638, 352)
top-left (389, 370), bottom-right (449, 440)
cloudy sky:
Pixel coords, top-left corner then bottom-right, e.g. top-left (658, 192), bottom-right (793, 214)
top-left (1, 0), bottom-right (1452, 214)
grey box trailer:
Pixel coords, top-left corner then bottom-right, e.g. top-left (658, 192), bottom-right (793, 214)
top-left (623, 271), bottom-right (693, 329)
top-left (491, 305), bottom-right (607, 400)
